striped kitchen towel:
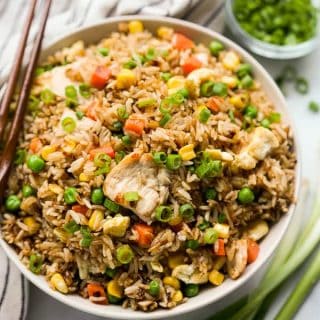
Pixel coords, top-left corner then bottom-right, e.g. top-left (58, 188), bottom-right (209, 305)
top-left (0, 1), bottom-right (225, 319)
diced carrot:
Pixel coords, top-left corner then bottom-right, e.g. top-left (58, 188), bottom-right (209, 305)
top-left (124, 118), bottom-right (145, 136)
top-left (133, 223), bottom-right (155, 247)
top-left (172, 33), bottom-right (195, 50)
top-left (206, 97), bottom-right (223, 113)
top-left (87, 283), bottom-right (107, 304)
top-left (247, 239), bottom-right (260, 264)
top-left (89, 145), bottom-right (115, 160)
top-left (90, 66), bottom-right (111, 90)
top-left (29, 137), bottom-right (42, 153)
top-left (72, 205), bottom-right (88, 215)
top-left (182, 56), bottom-right (202, 75)
top-left (214, 239), bottom-right (226, 256)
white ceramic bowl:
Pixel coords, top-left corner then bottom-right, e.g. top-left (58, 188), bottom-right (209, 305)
top-left (0, 15), bottom-right (301, 320)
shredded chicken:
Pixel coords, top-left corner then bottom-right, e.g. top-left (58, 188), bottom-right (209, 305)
top-left (172, 264), bottom-right (208, 284)
top-left (226, 239), bottom-right (248, 279)
top-left (103, 152), bottom-right (170, 223)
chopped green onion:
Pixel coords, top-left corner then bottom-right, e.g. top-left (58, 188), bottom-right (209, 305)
top-left (66, 98), bottom-right (78, 108)
top-left (228, 110), bottom-right (235, 123)
top-left (243, 105), bottom-right (258, 119)
top-left (80, 226), bottom-right (92, 247)
top-left (161, 72), bottom-right (172, 82)
top-left (65, 85), bottom-right (78, 99)
top-left (61, 117), bottom-right (76, 133)
top-left (40, 89), bottom-right (55, 105)
top-left (205, 188), bottom-right (217, 201)
top-left (236, 63), bottom-right (252, 78)
top-left (240, 75), bottom-right (254, 89)
top-left (159, 113), bottom-right (172, 127)
top-left (94, 153), bottom-right (111, 168)
top-left (166, 154), bottom-right (182, 170)
top-left (212, 82), bottom-right (228, 97)
top-left (124, 191), bottom-right (139, 202)
top-left (104, 198), bottom-right (120, 213)
top-left (105, 267), bottom-right (118, 278)
top-left (209, 41), bottom-right (224, 56)
top-left (196, 159), bottom-right (222, 179)
top-left (76, 110), bottom-right (84, 119)
top-left (177, 88), bottom-right (189, 98)
top-left (169, 92), bottom-right (185, 105)
top-left (63, 220), bottom-right (80, 234)
top-left (186, 239), bottom-right (200, 250)
top-left (64, 187), bottom-right (78, 205)
top-left (117, 105), bottom-right (129, 120)
top-left (79, 83), bottom-right (91, 98)
top-left (116, 244), bottom-right (134, 264)
top-left (179, 203), bottom-right (195, 219)
top-left (123, 59), bottom-right (137, 69)
top-left (199, 107), bottom-right (211, 123)
top-left (29, 254), bottom-right (43, 274)
top-left (145, 48), bottom-right (156, 61)
top-left (184, 284), bottom-right (199, 297)
top-left (28, 95), bottom-right (40, 112)
top-left (261, 118), bottom-right (271, 128)
top-left (309, 101), bottom-right (319, 113)
top-left (198, 220), bottom-right (211, 231)
top-left (14, 149), bottom-right (27, 165)
top-left (153, 152), bottom-right (167, 164)
top-left (137, 98), bottom-right (156, 108)
top-left (203, 227), bottom-right (218, 244)
top-left (200, 81), bottom-right (215, 97)
top-left (155, 205), bottom-right (173, 222)
top-left (149, 280), bottom-right (160, 296)
top-left (115, 151), bottom-right (125, 163)
top-left (122, 135), bottom-right (131, 146)
top-left (295, 77), bottom-right (308, 94)
top-left (98, 47), bottom-right (109, 56)
top-left (268, 112), bottom-right (281, 123)
top-left (238, 187), bottom-right (255, 204)
top-left (35, 64), bottom-right (53, 76)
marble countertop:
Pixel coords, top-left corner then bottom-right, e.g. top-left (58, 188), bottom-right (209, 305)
top-left (26, 33), bottom-right (320, 320)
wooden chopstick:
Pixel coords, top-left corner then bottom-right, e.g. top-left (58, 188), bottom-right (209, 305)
top-left (0, 0), bottom-right (37, 141)
top-left (0, 0), bottom-right (52, 198)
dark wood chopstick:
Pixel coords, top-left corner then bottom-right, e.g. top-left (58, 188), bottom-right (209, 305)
top-left (0, 0), bottom-right (37, 141)
top-left (0, 0), bottom-right (52, 198)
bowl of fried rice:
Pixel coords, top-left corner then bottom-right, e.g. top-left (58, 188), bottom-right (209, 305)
top-left (0, 15), bottom-right (300, 319)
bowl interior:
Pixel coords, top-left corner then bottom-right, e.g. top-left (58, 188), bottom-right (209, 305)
top-left (0, 15), bottom-right (301, 320)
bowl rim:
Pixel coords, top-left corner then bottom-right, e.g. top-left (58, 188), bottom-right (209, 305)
top-left (0, 14), bottom-right (302, 319)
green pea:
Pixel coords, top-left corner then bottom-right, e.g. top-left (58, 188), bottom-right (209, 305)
top-left (148, 280), bottom-right (160, 297)
top-left (261, 118), bottom-right (271, 128)
top-left (238, 187), bottom-right (255, 204)
top-left (22, 185), bottom-right (36, 197)
top-left (186, 239), bottom-right (200, 250)
top-left (5, 195), bottom-right (21, 212)
top-left (27, 155), bottom-right (45, 173)
top-left (243, 105), bottom-right (258, 119)
top-left (64, 187), bottom-right (78, 205)
top-left (240, 75), bottom-right (254, 89)
top-left (209, 41), bottom-right (224, 56)
top-left (205, 188), bottom-right (217, 201)
top-left (91, 188), bottom-right (104, 205)
top-left (184, 284), bottom-right (199, 297)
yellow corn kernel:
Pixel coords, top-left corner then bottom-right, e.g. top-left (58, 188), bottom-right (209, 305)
top-left (79, 173), bottom-right (90, 182)
top-left (222, 51), bottom-right (240, 71)
top-left (50, 273), bottom-right (68, 294)
top-left (128, 20), bottom-right (144, 34)
top-left (229, 93), bottom-right (249, 109)
top-left (163, 276), bottom-right (180, 290)
top-left (212, 256), bottom-right (226, 271)
top-left (41, 145), bottom-right (57, 161)
top-left (221, 76), bottom-right (238, 88)
top-left (48, 184), bottom-right (63, 194)
top-left (62, 138), bottom-right (76, 153)
top-left (167, 76), bottom-right (186, 95)
top-left (107, 279), bottom-right (123, 298)
top-left (168, 254), bottom-right (185, 269)
top-left (53, 227), bottom-right (69, 243)
top-left (23, 217), bottom-right (40, 235)
top-left (179, 144), bottom-right (196, 161)
top-left (213, 223), bottom-right (230, 239)
top-left (172, 290), bottom-right (183, 303)
top-left (209, 269), bottom-right (224, 286)
top-left (205, 149), bottom-right (234, 162)
top-left (168, 213), bottom-right (183, 226)
top-left (157, 26), bottom-right (173, 40)
top-left (88, 209), bottom-right (104, 231)
top-left (116, 69), bottom-right (136, 89)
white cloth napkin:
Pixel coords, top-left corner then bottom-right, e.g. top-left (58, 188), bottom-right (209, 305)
top-left (0, 1), bottom-right (225, 319)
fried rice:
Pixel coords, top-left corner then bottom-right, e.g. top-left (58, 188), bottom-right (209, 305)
top-left (1, 21), bottom-right (296, 311)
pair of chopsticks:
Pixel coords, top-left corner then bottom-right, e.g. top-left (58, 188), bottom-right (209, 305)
top-left (0, 0), bottom-right (52, 199)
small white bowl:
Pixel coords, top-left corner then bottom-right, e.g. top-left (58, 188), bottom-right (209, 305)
top-left (0, 15), bottom-right (301, 320)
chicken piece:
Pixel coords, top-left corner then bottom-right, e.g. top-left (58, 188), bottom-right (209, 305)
top-left (172, 264), bottom-right (208, 284)
top-left (234, 127), bottom-right (279, 170)
top-left (226, 239), bottom-right (248, 279)
top-left (187, 68), bottom-right (218, 96)
top-left (103, 152), bottom-right (170, 223)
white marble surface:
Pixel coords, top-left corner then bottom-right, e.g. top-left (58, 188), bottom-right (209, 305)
top-left (25, 43), bottom-right (320, 320)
